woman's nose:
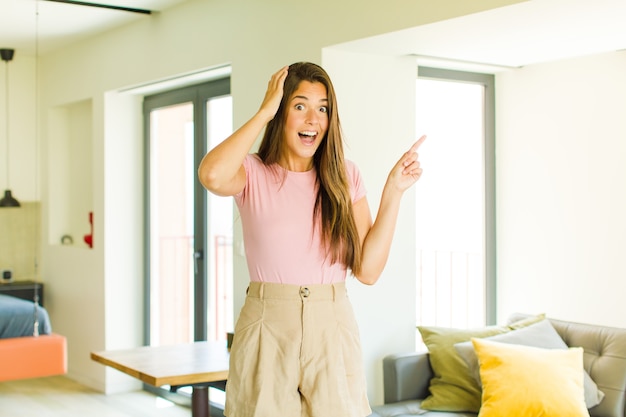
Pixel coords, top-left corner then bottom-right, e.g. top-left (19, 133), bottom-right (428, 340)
top-left (305, 109), bottom-right (319, 124)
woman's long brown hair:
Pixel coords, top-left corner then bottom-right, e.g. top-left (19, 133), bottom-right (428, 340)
top-left (257, 62), bottom-right (362, 275)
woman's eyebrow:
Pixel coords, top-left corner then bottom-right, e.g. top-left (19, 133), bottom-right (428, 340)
top-left (292, 95), bottom-right (329, 103)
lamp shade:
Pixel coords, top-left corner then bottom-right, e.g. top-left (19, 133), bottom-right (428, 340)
top-left (0, 190), bottom-right (20, 207)
top-left (1, 48), bottom-right (20, 209)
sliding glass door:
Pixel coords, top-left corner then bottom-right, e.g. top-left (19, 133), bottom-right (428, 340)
top-left (143, 78), bottom-right (232, 347)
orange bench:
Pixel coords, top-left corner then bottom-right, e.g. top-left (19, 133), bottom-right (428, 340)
top-left (0, 333), bottom-right (67, 382)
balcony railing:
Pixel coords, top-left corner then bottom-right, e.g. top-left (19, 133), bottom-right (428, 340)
top-left (416, 249), bottom-right (485, 348)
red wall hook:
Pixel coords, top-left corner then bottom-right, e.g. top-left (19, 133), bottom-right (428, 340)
top-left (84, 211), bottom-right (93, 248)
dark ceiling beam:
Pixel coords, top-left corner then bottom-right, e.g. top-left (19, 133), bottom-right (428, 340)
top-left (42, 0), bottom-right (152, 14)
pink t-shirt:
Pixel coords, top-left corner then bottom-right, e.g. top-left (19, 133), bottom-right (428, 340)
top-left (234, 154), bottom-right (367, 285)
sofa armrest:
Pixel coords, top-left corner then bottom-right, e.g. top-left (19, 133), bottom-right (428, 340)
top-left (382, 351), bottom-right (433, 404)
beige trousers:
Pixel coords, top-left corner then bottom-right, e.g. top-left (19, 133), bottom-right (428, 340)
top-left (224, 281), bottom-right (371, 417)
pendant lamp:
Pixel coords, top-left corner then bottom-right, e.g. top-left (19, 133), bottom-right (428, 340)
top-left (0, 48), bottom-right (20, 208)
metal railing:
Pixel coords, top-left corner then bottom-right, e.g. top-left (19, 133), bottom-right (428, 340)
top-left (416, 248), bottom-right (485, 348)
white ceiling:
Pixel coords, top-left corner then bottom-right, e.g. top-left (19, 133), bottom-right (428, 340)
top-left (0, 0), bottom-right (189, 56)
top-left (2, 0), bottom-right (626, 71)
top-left (334, 0), bottom-right (626, 71)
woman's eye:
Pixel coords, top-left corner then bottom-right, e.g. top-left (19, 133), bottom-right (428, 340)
top-left (319, 107), bottom-right (328, 113)
top-left (295, 104), bottom-right (305, 111)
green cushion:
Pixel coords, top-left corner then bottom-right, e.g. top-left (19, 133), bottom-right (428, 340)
top-left (417, 314), bottom-right (544, 412)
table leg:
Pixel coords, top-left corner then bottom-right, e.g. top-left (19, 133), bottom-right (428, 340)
top-left (191, 386), bottom-right (210, 417)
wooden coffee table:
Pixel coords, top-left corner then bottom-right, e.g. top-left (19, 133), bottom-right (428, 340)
top-left (91, 341), bottom-right (229, 417)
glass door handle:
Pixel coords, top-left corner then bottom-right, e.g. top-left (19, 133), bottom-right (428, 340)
top-left (193, 250), bottom-right (203, 274)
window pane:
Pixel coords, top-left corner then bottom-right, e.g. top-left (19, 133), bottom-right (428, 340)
top-left (206, 95), bottom-right (234, 342)
top-left (149, 102), bottom-right (195, 346)
top-left (415, 78), bottom-right (486, 331)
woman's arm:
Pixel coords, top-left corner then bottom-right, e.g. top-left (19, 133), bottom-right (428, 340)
top-left (198, 66), bottom-right (288, 196)
top-left (353, 136), bottom-right (426, 285)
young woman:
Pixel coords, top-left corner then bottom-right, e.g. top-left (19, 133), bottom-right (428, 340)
top-left (198, 62), bottom-right (425, 417)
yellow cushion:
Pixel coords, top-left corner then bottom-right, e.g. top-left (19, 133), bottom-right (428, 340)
top-left (472, 338), bottom-right (589, 417)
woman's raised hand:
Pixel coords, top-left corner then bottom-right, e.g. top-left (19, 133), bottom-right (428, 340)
top-left (388, 135), bottom-right (427, 193)
top-left (258, 66), bottom-right (289, 121)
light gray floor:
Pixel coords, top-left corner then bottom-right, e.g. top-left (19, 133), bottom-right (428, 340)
top-left (0, 375), bottom-right (193, 417)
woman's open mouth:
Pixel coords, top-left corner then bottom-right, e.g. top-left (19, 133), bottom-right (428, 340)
top-left (299, 130), bottom-right (317, 145)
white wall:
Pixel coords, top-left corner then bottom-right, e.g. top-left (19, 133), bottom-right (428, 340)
top-left (6, 0), bottom-right (530, 404)
top-left (0, 54), bottom-right (37, 200)
top-left (101, 91), bottom-right (145, 393)
top-left (323, 48), bottom-right (419, 403)
top-left (496, 51), bottom-right (626, 328)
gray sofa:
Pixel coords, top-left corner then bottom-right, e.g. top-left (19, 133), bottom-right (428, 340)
top-left (370, 315), bottom-right (626, 417)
